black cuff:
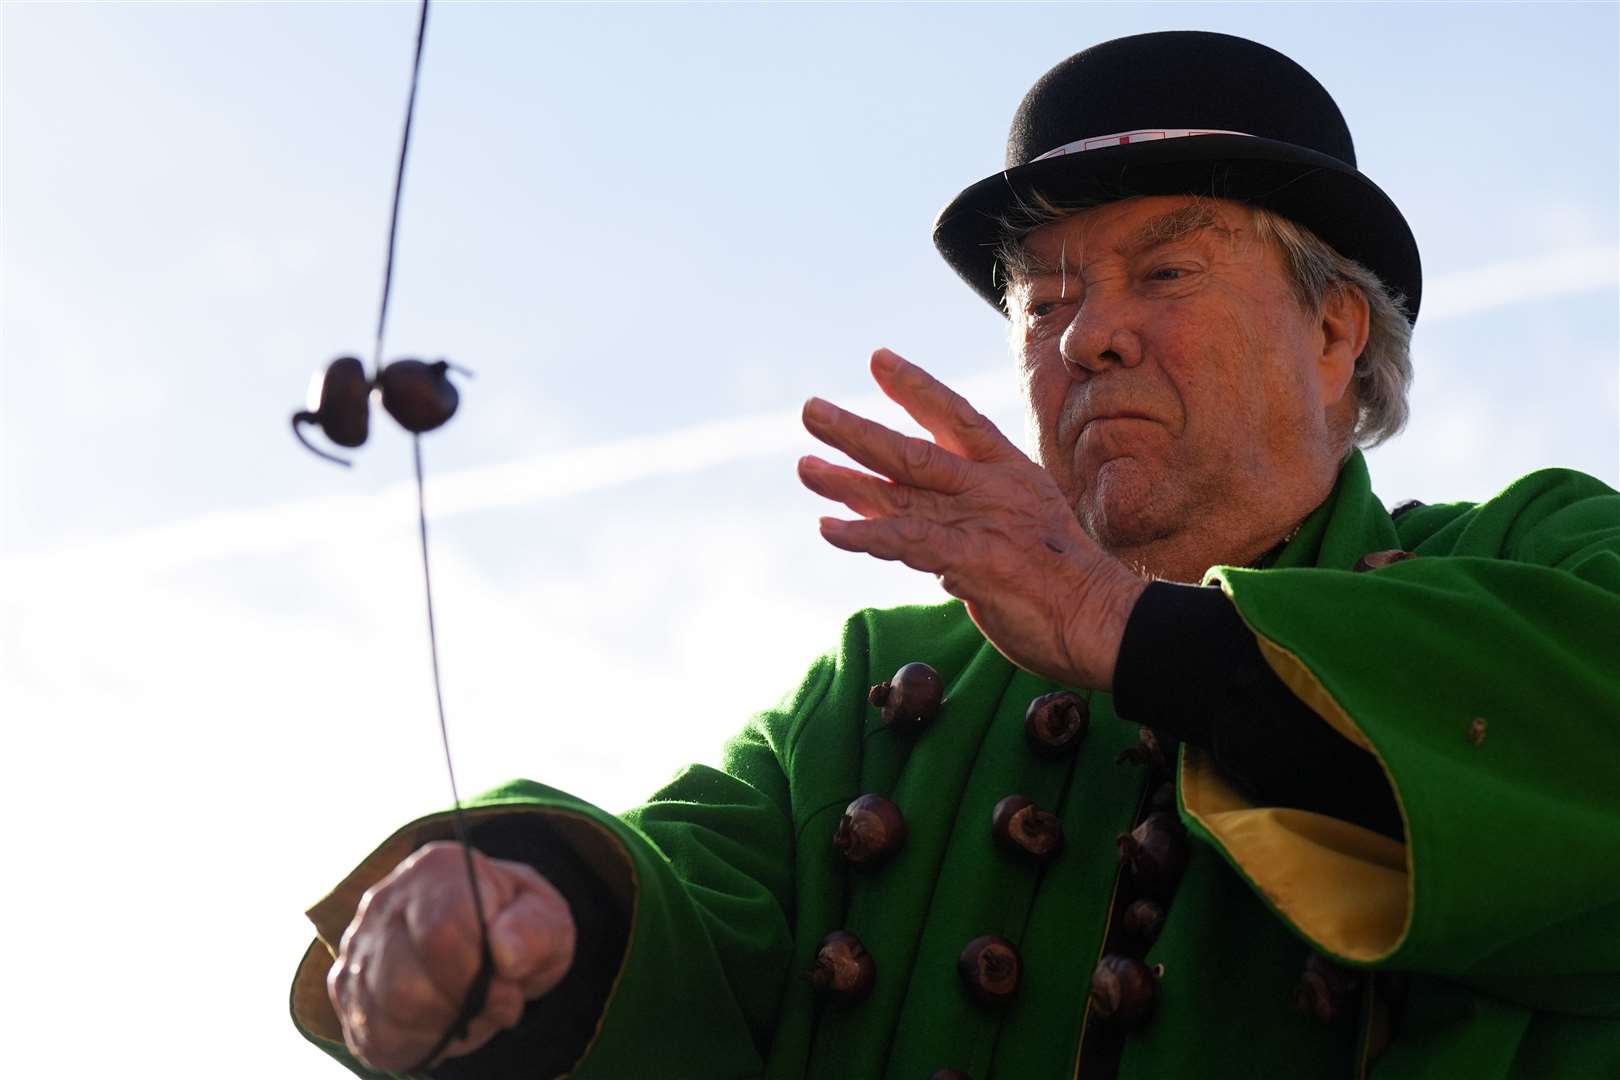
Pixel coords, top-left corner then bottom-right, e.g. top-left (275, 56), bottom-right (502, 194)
top-left (1114, 581), bottom-right (1270, 745)
top-left (427, 817), bottom-right (631, 1080)
top-left (1114, 581), bottom-right (1404, 841)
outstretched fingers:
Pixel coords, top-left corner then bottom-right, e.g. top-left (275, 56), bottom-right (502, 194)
top-left (818, 515), bottom-right (957, 577)
top-left (798, 455), bottom-right (940, 520)
top-left (869, 348), bottom-right (1020, 464)
top-left (802, 396), bottom-right (973, 494)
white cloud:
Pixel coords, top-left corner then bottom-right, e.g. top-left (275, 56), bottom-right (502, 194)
top-left (1419, 246), bottom-right (1618, 322)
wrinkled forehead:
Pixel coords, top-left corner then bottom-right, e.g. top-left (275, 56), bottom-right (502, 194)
top-left (1013, 196), bottom-right (1253, 278)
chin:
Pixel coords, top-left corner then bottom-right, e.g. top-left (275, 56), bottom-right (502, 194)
top-left (1077, 459), bottom-right (1175, 551)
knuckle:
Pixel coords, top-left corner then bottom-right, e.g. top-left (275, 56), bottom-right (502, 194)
top-left (897, 518), bottom-right (931, 545)
top-left (901, 438), bottom-right (935, 475)
top-left (326, 956), bottom-right (353, 1006)
top-left (354, 881), bottom-right (391, 920)
top-left (337, 912), bottom-right (368, 954)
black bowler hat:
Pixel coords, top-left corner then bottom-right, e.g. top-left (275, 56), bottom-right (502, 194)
top-left (932, 31), bottom-right (1422, 324)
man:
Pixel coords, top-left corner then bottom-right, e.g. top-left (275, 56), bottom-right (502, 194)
top-left (291, 31), bottom-right (1620, 1079)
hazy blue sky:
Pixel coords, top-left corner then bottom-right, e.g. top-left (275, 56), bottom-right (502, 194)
top-left (2, 3), bottom-right (1615, 1075)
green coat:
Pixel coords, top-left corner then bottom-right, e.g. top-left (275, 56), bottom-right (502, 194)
top-left (292, 451), bottom-right (1620, 1078)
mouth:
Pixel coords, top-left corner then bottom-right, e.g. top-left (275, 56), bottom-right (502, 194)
top-left (1081, 411), bottom-right (1156, 432)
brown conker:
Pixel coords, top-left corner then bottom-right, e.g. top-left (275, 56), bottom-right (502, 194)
top-left (1115, 726), bottom-right (1177, 772)
top-left (1352, 548), bottom-right (1417, 573)
top-left (832, 794), bottom-right (908, 867)
top-left (1290, 952), bottom-right (1361, 1025)
top-left (868, 661), bottom-right (944, 734)
top-left (990, 794), bottom-right (1064, 863)
top-left (928, 1071), bottom-right (971, 1080)
top-left (1116, 811), bottom-right (1189, 901)
top-left (807, 930), bottom-right (875, 1005)
top-left (957, 934), bottom-right (1021, 1008)
top-left (309, 356), bottom-right (371, 447)
top-left (379, 358), bottom-right (462, 435)
top-left (1023, 691), bottom-right (1090, 758)
top-left (1089, 954), bottom-right (1161, 1025)
top-left (1120, 898), bottom-right (1167, 945)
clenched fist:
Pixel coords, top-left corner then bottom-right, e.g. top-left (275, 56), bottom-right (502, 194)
top-left (327, 841), bottom-right (577, 1072)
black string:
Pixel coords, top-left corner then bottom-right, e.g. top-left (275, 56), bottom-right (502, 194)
top-left (370, 1), bottom-right (496, 1070)
top-left (373, 0), bottom-right (430, 381)
top-left (409, 434), bottom-right (495, 1075)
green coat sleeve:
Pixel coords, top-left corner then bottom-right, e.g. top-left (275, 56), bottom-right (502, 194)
top-left (290, 645), bottom-right (840, 1079)
top-left (1184, 467), bottom-right (1620, 1018)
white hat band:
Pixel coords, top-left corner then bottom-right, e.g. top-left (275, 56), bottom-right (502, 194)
top-left (1030, 127), bottom-right (1252, 161)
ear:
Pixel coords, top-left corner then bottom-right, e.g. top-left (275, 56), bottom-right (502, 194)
top-left (1318, 283), bottom-right (1370, 408)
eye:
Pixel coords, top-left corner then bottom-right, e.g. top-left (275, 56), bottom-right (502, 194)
top-left (1025, 297), bottom-right (1074, 323)
top-left (1147, 266), bottom-right (1186, 281)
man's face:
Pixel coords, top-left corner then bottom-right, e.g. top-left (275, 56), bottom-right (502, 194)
top-left (1009, 195), bottom-right (1352, 559)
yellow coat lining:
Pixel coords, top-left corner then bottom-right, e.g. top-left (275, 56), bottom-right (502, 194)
top-left (1179, 579), bottom-right (1417, 965)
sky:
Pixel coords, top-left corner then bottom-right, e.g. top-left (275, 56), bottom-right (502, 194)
top-left (1, 2), bottom-right (1616, 1076)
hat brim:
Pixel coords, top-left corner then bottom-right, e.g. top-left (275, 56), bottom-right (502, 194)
top-left (932, 134), bottom-right (1422, 323)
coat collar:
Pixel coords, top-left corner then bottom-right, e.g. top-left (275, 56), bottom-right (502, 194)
top-left (1259, 450), bottom-right (1402, 571)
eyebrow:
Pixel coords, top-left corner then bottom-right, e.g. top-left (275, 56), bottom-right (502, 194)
top-left (1010, 203), bottom-right (1231, 281)
top-left (1115, 202), bottom-right (1230, 258)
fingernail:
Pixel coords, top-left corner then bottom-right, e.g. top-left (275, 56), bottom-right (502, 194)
top-left (872, 348), bottom-right (901, 373)
top-left (805, 397), bottom-right (835, 423)
top-left (819, 517), bottom-right (848, 536)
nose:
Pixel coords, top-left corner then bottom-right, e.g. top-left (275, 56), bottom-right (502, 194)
top-left (1058, 294), bottom-right (1143, 375)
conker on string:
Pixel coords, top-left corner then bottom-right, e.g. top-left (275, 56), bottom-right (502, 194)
top-left (1089, 954), bottom-right (1161, 1025)
top-left (833, 794), bottom-right (907, 867)
top-left (1116, 811), bottom-right (1189, 900)
top-left (806, 930), bottom-right (875, 1005)
top-left (1121, 898), bottom-right (1166, 945)
top-left (1290, 952), bottom-right (1361, 1024)
top-left (380, 358), bottom-right (463, 434)
top-left (868, 661), bottom-right (943, 735)
top-left (290, 354), bottom-right (472, 466)
top-left (1115, 726), bottom-right (1177, 772)
top-left (990, 795), bottom-right (1064, 863)
top-left (291, 356), bottom-right (372, 463)
top-left (307, 356), bottom-right (371, 446)
top-left (957, 935), bottom-right (1021, 1008)
top-left (1023, 691), bottom-right (1090, 758)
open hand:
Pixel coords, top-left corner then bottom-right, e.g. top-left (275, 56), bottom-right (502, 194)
top-left (327, 842), bottom-right (577, 1072)
top-left (798, 348), bottom-right (1146, 690)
